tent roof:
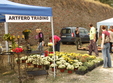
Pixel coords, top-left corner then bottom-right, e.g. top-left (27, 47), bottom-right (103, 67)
top-left (97, 18), bottom-right (113, 26)
top-left (0, 0), bottom-right (52, 22)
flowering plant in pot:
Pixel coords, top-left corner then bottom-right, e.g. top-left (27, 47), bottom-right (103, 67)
top-left (83, 62), bottom-right (95, 71)
top-left (32, 60), bottom-right (38, 68)
top-left (66, 64), bottom-right (74, 73)
top-left (15, 58), bottom-right (20, 64)
top-left (43, 60), bottom-right (50, 70)
top-left (20, 56), bottom-right (27, 63)
top-left (12, 47), bottom-right (23, 53)
top-left (22, 29), bottom-right (31, 40)
top-left (50, 63), bottom-right (57, 72)
top-left (76, 66), bottom-right (88, 75)
top-left (43, 60), bottom-right (50, 65)
top-left (73, 62), bottom-right (83, 71)
top-left (26, 58), bottom-right (33, 66)
top-left (58, 64), bottom-right (66, 72)
top-left (48, 42), bottom-right (53, 46)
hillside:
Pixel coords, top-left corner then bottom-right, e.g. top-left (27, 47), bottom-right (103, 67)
top-left (0, 0), bottom-right (113, 44)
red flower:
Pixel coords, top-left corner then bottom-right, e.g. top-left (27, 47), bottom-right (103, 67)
top-left (12, 48), bottom-right (23, 53)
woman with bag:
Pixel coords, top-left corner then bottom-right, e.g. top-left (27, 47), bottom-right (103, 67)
top-left (36, 29), bottom-right (44, 52)
top-left (108, 27), bottom-right (113, 53)
top-left (101, 26), bottom-right (112, 68)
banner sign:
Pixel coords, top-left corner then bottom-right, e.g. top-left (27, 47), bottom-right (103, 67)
top-left (5, 14), bottom-right (51, 22)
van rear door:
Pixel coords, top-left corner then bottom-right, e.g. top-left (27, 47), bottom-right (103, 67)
top-left (60, 28), bottom-right (75, 43)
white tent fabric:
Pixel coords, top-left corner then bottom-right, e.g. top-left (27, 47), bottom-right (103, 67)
top-left (97, 18), bottom-right (113, 32)
top-left (97, 18), bottom-right (113, 45)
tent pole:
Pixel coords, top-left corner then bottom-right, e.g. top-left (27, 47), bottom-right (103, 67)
top-left (4, 22), bottom-right (10, 63)
top-left (50, 17), bottom-right (56, 78)
top-left (4, 22), bottom-right (9, 51)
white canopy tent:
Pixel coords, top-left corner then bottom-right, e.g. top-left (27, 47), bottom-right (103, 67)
top-left (97, 18), bottom-right (113, 32)
top-left (97, 18), bottom-right (113, 46)
top-left (0, 0), bottom-right (56, 78)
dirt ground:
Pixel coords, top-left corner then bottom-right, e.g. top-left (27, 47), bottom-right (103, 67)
top-left (0, 43), bottom-right (113, 83)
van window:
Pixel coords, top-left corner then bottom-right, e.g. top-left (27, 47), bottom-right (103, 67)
top-left (84, 30), bottom-right (88, 34)
top-left (61, 29), bottom-right (71, 34)
top-left (80, 29), bottom-right (88, 34)
top-left (80, 29), bottom-right (85, 34)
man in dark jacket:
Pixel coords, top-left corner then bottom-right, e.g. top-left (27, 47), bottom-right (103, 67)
top-left (75, 27), bottom-right (82, 50)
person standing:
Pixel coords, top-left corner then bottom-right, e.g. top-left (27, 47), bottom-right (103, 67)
top-left (49, 35), bottom-right (61, 52)
top-left (75, 27), bottom-right (82, 50)
top-left (101, 26), bottom-right (112, 68)
top-left (36, 29), bottom-right (44, 51)
top-left (89, 24), bottom-right (99, 56)
top-left (95, 28), bottom-right (98, 42)
top-left (108, 27), bottom-right (113, 53)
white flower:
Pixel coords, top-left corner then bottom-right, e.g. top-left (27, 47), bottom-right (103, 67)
top-left (58, 64), bottom-right (66, 69)
top-left (65, 62), bottom-right (70, 66)
top-left (20, 56), bottom-right (27, 60)
top-left (43, 61), bottom-right (50, 65)
top-left (66, 65), bottom-right (74, 70)
top-left (60, 60), bottom-right (66, 63)
top-left (48, 42), bottom-right (53, 46)
top-left (56, 61), bottom-right (62, 65)
top-left (50, 63), bottom-right (57, 67)
top-left (15, 58), bottom-right (19, 61)
top-left (32, 60), bottom-right (37, 64)
top-left (26, 58), bottom-right (33, 63)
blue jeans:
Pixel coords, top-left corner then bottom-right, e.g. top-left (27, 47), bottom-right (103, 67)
top-left (38, 42), bottom-right (43, 51)
top-left (55, 41), bottom-right (60, 52)
top-left (102, 43), bottom-right (112, 68)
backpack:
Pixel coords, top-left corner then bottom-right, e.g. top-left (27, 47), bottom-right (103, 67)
top-left (104, 35), bottom-right (110, 43)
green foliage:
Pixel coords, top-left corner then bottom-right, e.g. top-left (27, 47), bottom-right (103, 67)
top-left (98, 0), bottom-right (113, 7)
top-left (83, 62), bottom-right (94, 68)
top-left (78, 66), bottom-right (88, 71)
top-left (3, 34), bottom-right (11, 41)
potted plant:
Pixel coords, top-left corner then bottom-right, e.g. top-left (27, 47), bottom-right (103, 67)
top-left (66, 64), bottom-right (74, 73)
top-left (20, 56), bottom-right (27, 63)
top-left (26, 58), bottom-right (32, 66)
top-left (84, 62), bottom-right (95, 71)
top-left (50, 63), bottom-right (57, 72)
top-left (58, 64), bottom-right (66, 72)
top-left (22, 29), bottom-right (31, 40)
top-left (76, 66), bottom-right (88, 75)
top-left (15, 58), bottom-right (20, 64)
top-left (32, 60), bottom-right (38, 68)
top-left (73, 62), bottom-right (83, 71)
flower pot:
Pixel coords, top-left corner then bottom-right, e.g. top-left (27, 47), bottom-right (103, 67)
top-left (44, 65), bottom-right (49, 70)
top-left (22, 60), bottom-right (26, 63)
top-left (74, 68), bottom-right (78, 71)
top-left (44, 51), bottom-right (49, 57)
top-left (50, 61), bottom-right (52, 65)
top-left (33, 64), bottom-right (37, 68)
top-left (27, 63), bottom-right (32, 66)
top-left (49, 52), bottom-right (53, 54)
top-left (38, 65), bottom-right (42, 68)
top-left (16, 61), bottom-right (20, 64)
top-left (68, 70), bottom-right (73, 74)
top-left (51, 67), bottom-right (57, 72)
top-left (60, 68), bottom-right (65, 72)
